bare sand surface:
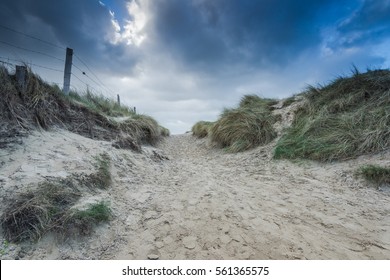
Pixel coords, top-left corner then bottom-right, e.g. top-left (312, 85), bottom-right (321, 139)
top-left (1, 126), bottom-right (389, 260)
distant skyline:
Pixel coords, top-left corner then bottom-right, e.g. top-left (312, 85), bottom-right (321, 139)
top-left (1, 0), bottom-right (389, 134)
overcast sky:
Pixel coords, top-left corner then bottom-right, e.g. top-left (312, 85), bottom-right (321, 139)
top-left (1, 0), bottom-right (389, 134)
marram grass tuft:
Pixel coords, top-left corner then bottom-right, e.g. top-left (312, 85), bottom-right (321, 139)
top-left (274, 69), bottom-right (390, 161)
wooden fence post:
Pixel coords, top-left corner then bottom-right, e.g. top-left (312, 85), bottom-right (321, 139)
top-left (62, 47), bottom-right (73, 95)
top-left (117, 94), bottom-right (120, 106)
top-left (15, 65), bottom-right (27, 93)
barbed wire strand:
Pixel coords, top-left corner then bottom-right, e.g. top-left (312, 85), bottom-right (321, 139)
top-left (0, 56), bottom-right (63, 73)
top-left (72, 62), bottom-right (114, 97)
top-left (0, 25), bottom-right (118, 99)
top-left (0, 40), bottom-right (64, 62)
top-left (0, 24), bottom-right (66, 50)
top-left (71, 73), bottom-right (101, 95)
top-left (74, 54), bottom-right (116, 96)
top-left (0, 59), bottom-right (15, 66)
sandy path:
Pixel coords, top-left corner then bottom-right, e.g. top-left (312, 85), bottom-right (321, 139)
top-left (110, 134), bottom-right (390, 260)
top-left (1, 130), bottom-right (389, 260)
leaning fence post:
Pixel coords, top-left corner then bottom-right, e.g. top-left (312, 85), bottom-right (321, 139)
top-left (15, 65), bottom-right (27, 93)
top-left (62, 47), bottom-right (73, 95)
top-left (117, 94), bottom-right (120, 106)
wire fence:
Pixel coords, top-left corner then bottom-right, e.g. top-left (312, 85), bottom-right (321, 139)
top-left (0, 23), bottom-right (116, 99)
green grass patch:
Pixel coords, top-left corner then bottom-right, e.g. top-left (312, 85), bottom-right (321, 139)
top-left (192, 121), bottom-right (214, 138)
top-left (66, 201), bottom-right (111, 236)
top-left (358, 164), bottom-right (390, 186)
top-left (274, 69), bottom-right (390, 161)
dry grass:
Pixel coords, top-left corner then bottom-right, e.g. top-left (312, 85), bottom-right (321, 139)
top-left (1, 179), bottom-right (81, 242)
top-left (192, 121), bottom-right (214, 138)
top-left (357, 164), bottom-right (390, 187)
top-left (0, 150), bottom-right (114, 243)
top-left (209, 95), bottom-right (277, 152)
top-left (0, 66), bottom-right (168, 148)
top-left (82, 153), bottom-right (112, 189)
top-left (274, 69), bottom-right (390, 161)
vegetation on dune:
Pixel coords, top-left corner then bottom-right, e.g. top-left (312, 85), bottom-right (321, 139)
top-left (83, 152), bottom-right (112, 189)
top-left (67, 90), bottom-right (136, 117)
top-left (159, 126), bottom-right (170, 137)
top-left (210, 95), bottom-right (277, 152)
top-left (357, 164), bottom-right (390, 187)
top-left (274, 69), bottom-right (390, 161)
top-left (65, 201), bottom-right (111, 236)
top-left (0, 66), bottom-right (169, 148)
top-left (1, 152), bottom-right (114, 243)
top-left (281, 95), bottom-right (296, 108)
top-left (239, 94), bottom-right (278, 110)
top-left (1, 179), bottom-right (81, 242)
top-left (192, 121), bottom-right (214, 138)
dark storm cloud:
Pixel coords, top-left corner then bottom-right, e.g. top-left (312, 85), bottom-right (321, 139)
top-left (147, 0), bottom-right (357, 69)
top-left (0, 0), bottom-right (138, 74)
top-left (336, 0), bottom-right (390, 47)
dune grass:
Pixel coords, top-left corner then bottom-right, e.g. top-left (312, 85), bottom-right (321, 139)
top-left (210, 95), bottom-right (277, 152)
top-left (1, 150), bottom-right (115, 243)
top-left (67, 90), bottom-right (135, 117)
top-left (83, 153), bottom-right (112, 189)
top-left (0, 66), bottom-right (169, 146)
top-left (1, 179), bottom-right (81, 242)
top-left (1, 159), bottom-right (113, 243)
top-left (274, 69), bottom-right (390, 161)
top-left (282, 96), bottom-right (296, 107)
top-left (192, 121), bottom-right (214, 138)
top-left (358, 164), bottom-right (390, 186)
top-left (65, 201), bottom-right (111, 236)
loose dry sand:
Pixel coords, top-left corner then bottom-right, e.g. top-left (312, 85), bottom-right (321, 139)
top-left (1, 120), bottom-right (389, 259)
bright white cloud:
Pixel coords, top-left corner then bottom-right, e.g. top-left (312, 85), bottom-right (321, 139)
top-left (104, 0), bottom-right (148, 46)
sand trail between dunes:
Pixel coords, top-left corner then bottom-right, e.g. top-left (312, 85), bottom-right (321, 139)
top-left (0, 131), bottom-right (389, 259)
top-left (111, 134), bottom-right (390, 260)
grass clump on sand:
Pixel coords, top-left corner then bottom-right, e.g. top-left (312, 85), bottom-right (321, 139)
top-left (65, 201), bottom-right (111, 236)
top-left (210, 95), bottom-right (277, 152)
top-left (1, 179), bottom-right (81, 242)
top-left (1, 153), bottom-right (114, 243)
top-left (84, 153), bottom-right (112, 189)
top-left (357, 164), bottom-right (390, 187)
top-left (192, 121), bottom-right (214, 138)
top-left (159, 126), bottom-right (170, 137)
top-left (1, 177), bottom-right (113, 243)
top-left (118, 114), bottom-right (163, 145)
top-left (274, 69), bottom-right (390, 161)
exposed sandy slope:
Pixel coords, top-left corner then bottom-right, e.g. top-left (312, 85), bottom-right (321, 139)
top-left (1, 122), bottom-right (390, 259)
